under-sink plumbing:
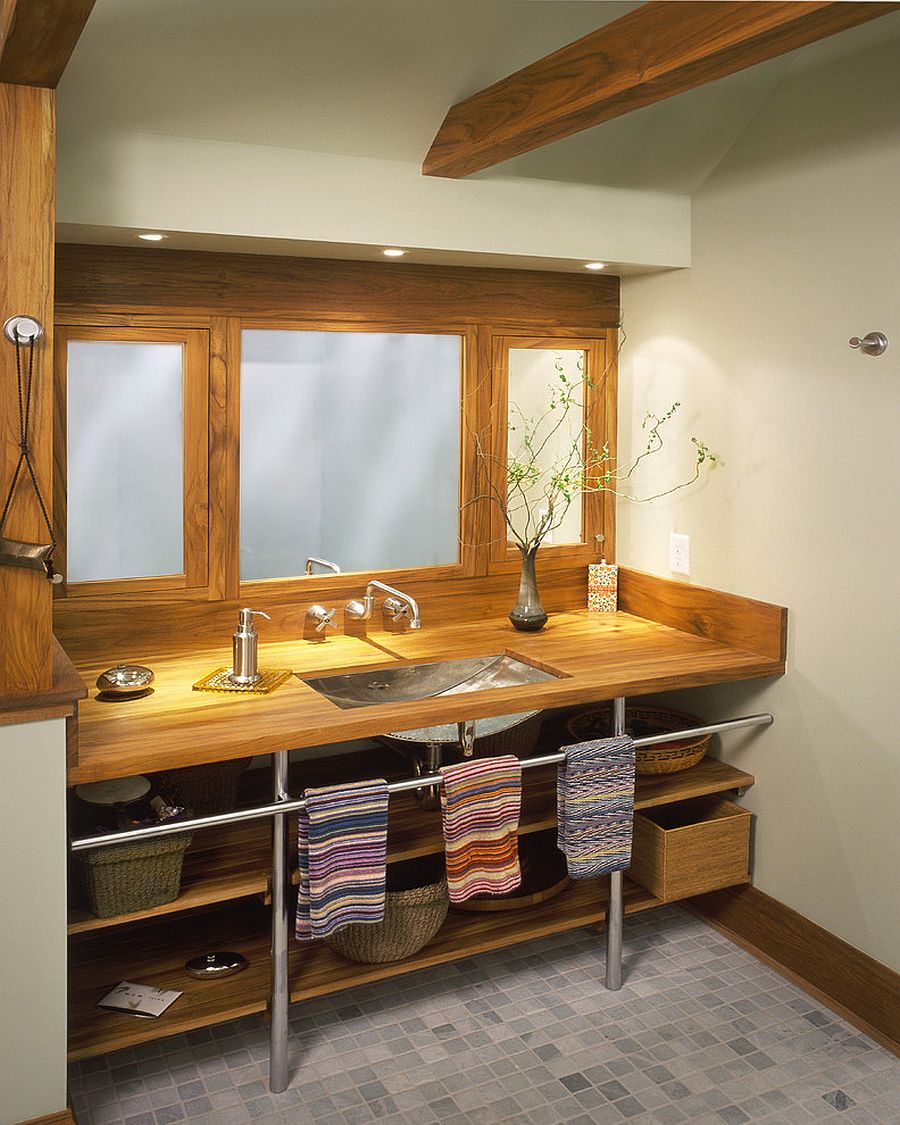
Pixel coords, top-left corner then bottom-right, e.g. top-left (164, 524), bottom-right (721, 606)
top-left (345, 579), bottom-right (421, 629)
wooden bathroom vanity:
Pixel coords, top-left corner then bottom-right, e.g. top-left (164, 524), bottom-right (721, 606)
top-left (59, 569), bottom-right (786, 1063)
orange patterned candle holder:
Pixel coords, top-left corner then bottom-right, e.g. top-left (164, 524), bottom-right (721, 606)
top-left (588, 561), bottom-right (618, 613)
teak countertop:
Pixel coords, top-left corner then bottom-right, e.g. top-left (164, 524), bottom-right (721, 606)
top-left (65, 599), bottom-right (785, 785)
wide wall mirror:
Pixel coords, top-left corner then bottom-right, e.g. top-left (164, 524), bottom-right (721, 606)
top-left (240, 330), bottom-right (462, 579)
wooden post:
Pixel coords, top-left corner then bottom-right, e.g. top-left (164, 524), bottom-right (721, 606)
top-left (0, 82), bottom-right (55, 694)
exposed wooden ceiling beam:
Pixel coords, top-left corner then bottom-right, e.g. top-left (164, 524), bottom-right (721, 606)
top-left (0, 0), bottom-right (96, 88)
top-left (423, 1), bottom-right (900, 179)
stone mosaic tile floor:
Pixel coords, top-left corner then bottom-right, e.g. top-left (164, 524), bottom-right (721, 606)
top-left (69, 905), bottom-right (900, 1125)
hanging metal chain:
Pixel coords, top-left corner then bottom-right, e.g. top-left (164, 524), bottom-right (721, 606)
top-left (0, 330), bottom-right (58, 580)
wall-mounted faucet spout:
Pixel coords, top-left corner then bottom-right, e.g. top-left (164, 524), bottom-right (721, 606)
top-left (345, 580), bottom-right (421, 629)
top-left (305, 556), bottom-right (341, 575)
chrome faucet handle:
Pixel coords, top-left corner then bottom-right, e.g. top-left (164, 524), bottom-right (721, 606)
top-left (383, 596), bottom-right (412, 623)
top-left (307, 604), bottom-right (338, 632)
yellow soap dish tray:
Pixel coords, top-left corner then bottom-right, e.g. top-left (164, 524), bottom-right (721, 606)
top-left (193, 668), bottom-right (292, 695)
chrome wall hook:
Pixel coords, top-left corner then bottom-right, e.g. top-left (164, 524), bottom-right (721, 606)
top-left (3, 315), bottom-right (44, 344)
top-left (849, 331), bottom-right (888, 356)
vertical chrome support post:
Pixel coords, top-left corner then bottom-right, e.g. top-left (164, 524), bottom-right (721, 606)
top-left (270, 750), bottom-right (291, 1093)
top-left (605, 696), bottom-right (626, 991)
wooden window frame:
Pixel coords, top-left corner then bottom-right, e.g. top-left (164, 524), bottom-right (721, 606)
top-left (487, 328), bottom-right (616, 575)
top-left (53, 325), bottom-right (210, 598)
top-left (235, 319), bottom-right (481, 595)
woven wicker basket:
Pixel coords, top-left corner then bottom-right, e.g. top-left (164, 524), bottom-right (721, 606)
top-left (152, 758), bottom-right (251, 815)
top-left (74, 833), bottom-right (193, 918)
top-left (565, 705), bottom-right (711, 776)
top-left (326, 856), bottom-right (449, 964)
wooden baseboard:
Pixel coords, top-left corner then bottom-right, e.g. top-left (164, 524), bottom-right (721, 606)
top-left (17, 1105), bottom-right (76, 1125)
top-left (687, 885), bottom-right (899, 1056)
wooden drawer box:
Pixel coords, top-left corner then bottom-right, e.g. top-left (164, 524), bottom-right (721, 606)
top-left (629, 795), bottom-right (751, 902)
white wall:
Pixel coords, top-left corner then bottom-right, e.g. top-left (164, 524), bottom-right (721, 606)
top-left (618, 28), bottom-right (900, 969)
top-left (0, 719), bottom-right (69, 1124)
top-left (56, 129), bottom-right (691, 271)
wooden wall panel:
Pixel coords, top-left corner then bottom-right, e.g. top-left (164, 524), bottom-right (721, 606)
top-left (618, 567), bottom-right (787, 663)
top-left (0, 82), bottom-right (55, 693)
top-left (53, 566), bottom-right (589, 661)
top-left (52, 244), bottom-right (621, 653)
top-left (55, 244), bottom-right (621, 328)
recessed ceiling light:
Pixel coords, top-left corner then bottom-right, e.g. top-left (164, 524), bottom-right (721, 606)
top-left (138, 232), bottom-right (167, 242)
top-left (382, 248), bottom-right (406, 258)
top-left (584, 262), bottom-right (606, 271)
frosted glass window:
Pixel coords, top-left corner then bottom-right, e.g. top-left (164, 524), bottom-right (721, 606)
top-left (507, 348), bottom-right (585, 546)
top-left (67, 341), bottom-right (184, 582)
top-left (240, 331), bottom-right (461, 578)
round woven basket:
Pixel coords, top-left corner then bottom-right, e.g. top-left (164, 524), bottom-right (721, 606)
top-left (326, 857), bottom-right (449, 964)
top-left (565, 704), bottom-right (711, 776)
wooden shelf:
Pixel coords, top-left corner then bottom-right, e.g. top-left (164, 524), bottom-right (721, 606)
top-left (68, 755), bottom-right (753, 933)
top-left (68, 876), bottom-right (658, 1061)
top-left (289, 874), bottom-right (657, 1006)
top-left (67, 820), bottom-right (272, 934)
top-left (68, 901), bottom-right (273, 1061)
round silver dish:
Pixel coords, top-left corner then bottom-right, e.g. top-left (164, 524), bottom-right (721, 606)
top-left (185, 951), bottom-right (248, 980)
top-left (96, 665), bottom-right (155, 696)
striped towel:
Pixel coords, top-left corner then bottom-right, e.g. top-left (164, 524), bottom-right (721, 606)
top-left (557, 736), bottom-right (635, 879)
top-left (295, 779), bottom-right (389, 942)
top-left (439, 756), bottom-right (522, 904)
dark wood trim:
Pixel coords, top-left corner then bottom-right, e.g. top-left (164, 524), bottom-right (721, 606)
top-left (688, 885), bottom-right (900, 1056)
top-left (0, 0), bottom-right (96, 88)
top-left (423, 1), bottom-right (900, 177)
top-left (618, 567), bottom-right (787, 664)
top-left (17, 1105), bottom-right (77, 1125)
top-left (55, 244), bottom-right (620, 328)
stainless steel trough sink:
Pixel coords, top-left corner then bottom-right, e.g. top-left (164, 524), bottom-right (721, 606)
top-left (302, 653), bottom-right (559, 710)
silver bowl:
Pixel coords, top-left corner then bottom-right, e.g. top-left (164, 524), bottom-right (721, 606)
top-left (96, 664), bottom-right (155, 696)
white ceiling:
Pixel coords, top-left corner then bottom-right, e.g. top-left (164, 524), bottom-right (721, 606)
top-left (57, 1), bottom-right (900, 266)
top-left (58, 0), bottom-right (799, 196)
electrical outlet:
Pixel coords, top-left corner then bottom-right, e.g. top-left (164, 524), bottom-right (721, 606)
top-left (669, 533), bottom-right (690, 575)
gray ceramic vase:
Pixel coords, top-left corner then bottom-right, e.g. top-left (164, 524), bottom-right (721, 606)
top-left (509, 544), bottom-right (548, 632)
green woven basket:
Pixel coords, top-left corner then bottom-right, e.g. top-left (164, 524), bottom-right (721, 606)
top-left (74, 833), bottom-right (193, 918)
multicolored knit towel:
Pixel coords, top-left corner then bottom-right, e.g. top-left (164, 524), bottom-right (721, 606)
top-left (439, 756), bottom-right (522, 904)
top-left (295, 779), bottom-right (389, 942)
top-left (557, 736), bottom-right (635, 879)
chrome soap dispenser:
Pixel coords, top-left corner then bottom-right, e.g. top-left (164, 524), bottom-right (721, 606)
top-left (230, 608), bottom-right (271, 686)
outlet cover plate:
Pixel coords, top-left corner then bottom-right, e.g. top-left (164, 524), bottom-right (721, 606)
top-left (670, 532), bottom-right (690, 575)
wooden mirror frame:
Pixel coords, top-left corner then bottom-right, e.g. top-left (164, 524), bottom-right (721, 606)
top-left (52, 325), bottom-right (210, 597)
top-left (486, 328), bottom-right (617, 575)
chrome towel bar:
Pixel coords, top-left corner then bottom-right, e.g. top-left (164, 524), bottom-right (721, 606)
top-left (69, 712), bottom-right (772, 852)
